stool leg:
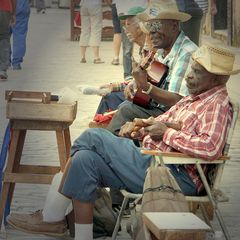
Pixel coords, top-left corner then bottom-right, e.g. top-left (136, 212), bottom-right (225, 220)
top-left (56, 129), bottom-right (71, 171)
top-left (0, 130), bottom-right (26, 227)
top-left (63, 128), bottom-right (71, 158)
top-left (8, 130), bottom-right (26, 205)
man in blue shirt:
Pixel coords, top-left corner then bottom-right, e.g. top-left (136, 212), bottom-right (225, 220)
top-left (10, 0), bottom-right (30, 70)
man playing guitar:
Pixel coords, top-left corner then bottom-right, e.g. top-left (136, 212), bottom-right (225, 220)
top-left (107, 1), bottom-right (198, 135)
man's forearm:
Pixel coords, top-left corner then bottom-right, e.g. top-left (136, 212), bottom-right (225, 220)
top-left (148, 85), bottom-right (183, 107)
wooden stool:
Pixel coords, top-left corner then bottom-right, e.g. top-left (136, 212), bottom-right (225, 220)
top-left (0, 91), bottom-right (77, 227)
top-left (143, 212), bottom-right (211, 240)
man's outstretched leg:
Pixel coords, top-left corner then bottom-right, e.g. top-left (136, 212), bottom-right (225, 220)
top-left (7, 128), bottom-right (152, 239)
top-left (72, 200), bottom-right (94, 240)
top-left (7, 171), bottom-right (70, 236)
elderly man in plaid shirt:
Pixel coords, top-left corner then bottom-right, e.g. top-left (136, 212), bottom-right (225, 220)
top-left (8, 43), bottom-right (240, 240)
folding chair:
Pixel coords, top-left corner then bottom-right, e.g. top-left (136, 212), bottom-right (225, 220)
top-left (112, 99), bottom-right (239, 240)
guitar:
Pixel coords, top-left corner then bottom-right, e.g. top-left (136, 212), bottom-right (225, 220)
top-left (132, 51), bottom-right (168, 108)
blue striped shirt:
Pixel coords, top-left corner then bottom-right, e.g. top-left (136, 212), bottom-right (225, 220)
top-left (195, 0), bottom-right (209, 13)
top-left (155, 31), bottom-right (198, 97)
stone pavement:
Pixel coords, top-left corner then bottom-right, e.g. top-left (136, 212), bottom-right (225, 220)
top-left (0, 8), bottom-right (240, 240)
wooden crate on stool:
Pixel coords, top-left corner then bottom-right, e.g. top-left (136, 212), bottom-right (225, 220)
top-left (143, 212), bottom-right (211, 240)
top-left (0, 90), bottom-right (77, 227)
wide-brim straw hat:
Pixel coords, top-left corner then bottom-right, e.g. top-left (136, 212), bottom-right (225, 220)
top-left (192, 45), bottom-right (240, 75)
top-left (137, 0), bottom-right (191, 22)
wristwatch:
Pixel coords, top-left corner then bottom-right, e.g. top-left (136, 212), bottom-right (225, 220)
top-left (142, 83), bottom-right (153, 94)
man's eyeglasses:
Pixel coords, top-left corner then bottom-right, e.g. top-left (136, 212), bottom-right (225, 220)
top-left (145, 21), bottom-right (165, 32)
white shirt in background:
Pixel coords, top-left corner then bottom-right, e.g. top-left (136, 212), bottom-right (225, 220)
top-left (80, 0), bottom-right (102, 6)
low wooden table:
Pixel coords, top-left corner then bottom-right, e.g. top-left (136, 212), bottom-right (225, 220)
top-left (0, 91), bottom-right (77, 227)
top-left (143, 212), bottom-right (211, 240)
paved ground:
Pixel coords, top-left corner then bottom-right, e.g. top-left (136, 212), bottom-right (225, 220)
top-left (0, 8), bottom-right (240, 240)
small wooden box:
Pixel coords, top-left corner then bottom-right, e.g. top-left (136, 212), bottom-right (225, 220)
top-left (6, 90), bottom-right (77, 123)
top-left (143, 212), bottom-right (211, 240)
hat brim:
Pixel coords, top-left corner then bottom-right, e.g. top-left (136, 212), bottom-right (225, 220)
top-left (119, 14), bottom-right (136, 20)
top-left (194, 58), bottom-right (240, 75)
top-left (137, 11), bottom-right (191, 22)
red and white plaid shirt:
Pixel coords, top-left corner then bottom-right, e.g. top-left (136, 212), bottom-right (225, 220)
top-left (142, 85), bottom-right (233, 192)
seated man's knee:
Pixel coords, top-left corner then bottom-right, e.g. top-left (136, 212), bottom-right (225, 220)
top-left (117, 101), bottom-right (134, 118)
top-left (71, 150), bottom-right (93, 172)
top-left (74, 128), bottom-right (100, 141)
top-left (72, 128), bottom-right (101, 149)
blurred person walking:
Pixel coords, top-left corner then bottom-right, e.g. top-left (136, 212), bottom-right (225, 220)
top-left (79, 0), bottom-right (104, 64)
top-left (195, 0), bottom-right (217, 44)
top-left (36, 0), bottom-right (46, 14)
top-left (105, 0), bottom-right (121, 66)
top-left (0, 0), bottom-right (16, 80)
top-left (174, 0), bottom-right (217, 45)
top-left (10, 0), bottom-right (30, 70)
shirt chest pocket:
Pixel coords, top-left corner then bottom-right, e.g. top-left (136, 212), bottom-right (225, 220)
top-left (180, 112), bottom-right (200, 134)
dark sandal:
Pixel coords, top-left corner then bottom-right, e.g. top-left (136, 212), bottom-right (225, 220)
top-left (111, 58), bottom-right (119, 65)
top-left (80, 58), bottom-right (87, 63)
top-left (93, 58), bottom-right (104, 64)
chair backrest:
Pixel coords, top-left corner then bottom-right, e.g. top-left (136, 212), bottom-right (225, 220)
top-left (210, 99), bottom-right (239, 191)
top-left (223, 99), bottom-right (239, 155)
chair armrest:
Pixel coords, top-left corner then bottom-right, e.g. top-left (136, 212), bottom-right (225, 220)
top-left (140, 149), bottom-right (229, 164)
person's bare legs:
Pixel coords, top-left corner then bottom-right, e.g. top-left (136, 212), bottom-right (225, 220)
top-left (73, 199), bottom-right (94, 240)
top-left (92, 46), bottom-right (104, 63)
top-left (112, 33), bottom-right (121, 65)
top-left (80, 46), bottom-right (87, 62)
top-left (92, 46), bottom-right (100, 59)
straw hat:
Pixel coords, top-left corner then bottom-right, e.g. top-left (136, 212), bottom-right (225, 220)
top-left (137, 0), bottom-right (191, 22)
top-left (139, 21), bottom-right (150, 34)
top-left (192, 45), bottom-right (240, 75)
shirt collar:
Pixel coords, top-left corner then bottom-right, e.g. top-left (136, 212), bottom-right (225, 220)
top-left (187, 85), bottom-right (228, 103)
top-left (155, 31), bottom-right (185, 62)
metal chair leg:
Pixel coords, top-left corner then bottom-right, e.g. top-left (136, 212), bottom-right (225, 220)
top-left (196, 163), bottom-right (231, 240)
top-left (112, 196), bottom-right (130, 240)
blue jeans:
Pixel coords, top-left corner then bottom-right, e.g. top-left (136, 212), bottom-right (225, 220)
top-left (111, 4), bottom-right (121, 34)
top-left (122, 30), bottom-right (133, 78)
top-left (107, 100), bottom-right (165, 135)
top-left (0, 11), bottom-right (11, 75)
top-left (96, 92), bottom-right (125, 114)
top-left (61, 128), bottom-right (197, 203)
top-left (10, 0), bottom-right (30, 66)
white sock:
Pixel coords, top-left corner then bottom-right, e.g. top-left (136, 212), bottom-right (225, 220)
top-left (74, 223), bottom-right (93, 240)
top-left (42, 172), bottom-right (71, 222)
